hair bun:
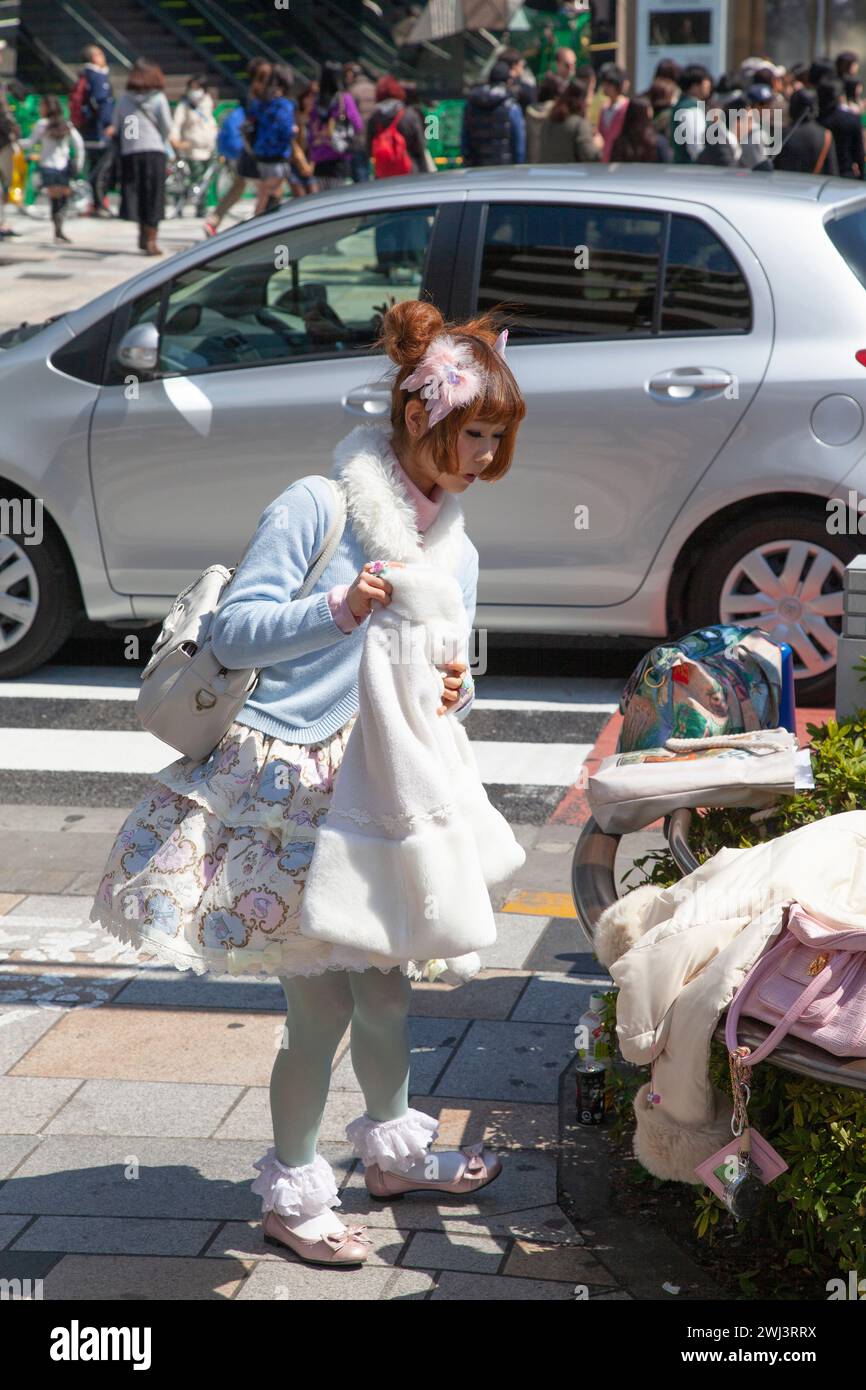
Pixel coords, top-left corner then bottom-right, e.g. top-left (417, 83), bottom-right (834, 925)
top-left (379, 299), bottom-right (445, 368)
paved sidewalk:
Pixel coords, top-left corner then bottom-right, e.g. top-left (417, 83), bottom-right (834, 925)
top-left (0, 204), bottom-right (228, 333)
top-left (8, 702), bottom-right (835, 1298)
top-left (0, 795), bottom-right (725, 1301)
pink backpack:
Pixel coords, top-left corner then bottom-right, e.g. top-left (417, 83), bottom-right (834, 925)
top-left (726, 901), bottom-right (866, 1062)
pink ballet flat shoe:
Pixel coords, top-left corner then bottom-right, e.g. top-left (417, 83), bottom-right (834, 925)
top-left (364, 1143), bottom-right (502, 1200)
top-left (262, 1209), bottom-right (373, 1267)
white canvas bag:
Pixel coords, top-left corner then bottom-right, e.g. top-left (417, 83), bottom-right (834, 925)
top-left (587, 728), bottom-right (814, 834)
top-left (136, 478), bottom-right (347, 761)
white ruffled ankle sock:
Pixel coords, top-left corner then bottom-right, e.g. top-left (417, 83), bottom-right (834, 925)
top-left (346, 1106), bottom-right (440, 1173)
top-left (252, 1148), bottom-right (345, 1240)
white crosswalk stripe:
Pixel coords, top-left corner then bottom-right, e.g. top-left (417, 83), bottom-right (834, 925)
top-left (0, 667), bottom-right (618, 820)
top-left (0, 728), bottom-right (179, 774)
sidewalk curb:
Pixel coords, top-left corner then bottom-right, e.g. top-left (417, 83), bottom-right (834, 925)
top-left (557, 1058), bottom-right (730, 1300)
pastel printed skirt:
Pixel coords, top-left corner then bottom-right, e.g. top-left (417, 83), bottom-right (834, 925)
top-left (90, 716), bottom-right (445, 982)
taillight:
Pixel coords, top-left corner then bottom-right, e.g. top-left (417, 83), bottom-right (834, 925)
top-left (856, 350), bottom-right (866, 368)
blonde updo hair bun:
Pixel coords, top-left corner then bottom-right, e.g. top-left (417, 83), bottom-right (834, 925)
top-left (379, 299), bottom-right (445, 368)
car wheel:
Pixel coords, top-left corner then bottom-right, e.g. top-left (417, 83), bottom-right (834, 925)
top-left (0, 502), bottom-right (79, 678)
top-left (682, 508), bottom-right (857, 708)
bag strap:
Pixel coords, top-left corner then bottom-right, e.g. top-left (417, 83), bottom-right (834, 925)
top-left (724, 930), bottom-right (840, 1066)
top-left (224, 476), bottom-right (347, 609)
top-left (296, 478), bottom-right (347, 598)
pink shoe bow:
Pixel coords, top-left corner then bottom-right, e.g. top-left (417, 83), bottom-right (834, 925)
top-left (460, 1142), bottom-right (488, 1177)
top-left (322, 1224), bottom-right (373, 1251)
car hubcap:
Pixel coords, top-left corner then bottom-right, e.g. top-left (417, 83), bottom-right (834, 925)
top-left (0, 535), bottom-right (39, 652)
top-left (718, 539), bottom-right (844, 681)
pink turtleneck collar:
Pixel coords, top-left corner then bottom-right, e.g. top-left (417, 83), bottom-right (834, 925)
top-left (388, 441), bottom-right (445, 535)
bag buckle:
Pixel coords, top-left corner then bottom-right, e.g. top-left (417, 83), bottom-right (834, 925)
top-left (808, 952), bottom-right (830, 976)
top-left (194, 689), bottom-right (217, 712)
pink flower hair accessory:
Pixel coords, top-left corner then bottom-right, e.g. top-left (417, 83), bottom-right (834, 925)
top-left (401, 329), bottom-right (509, 429)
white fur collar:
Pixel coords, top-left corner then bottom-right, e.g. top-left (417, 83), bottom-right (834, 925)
top-left (329, 424), bottom-right (467, 575)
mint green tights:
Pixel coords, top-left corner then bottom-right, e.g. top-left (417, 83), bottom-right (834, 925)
top-left (271, 967), bottom-right (413, 1168)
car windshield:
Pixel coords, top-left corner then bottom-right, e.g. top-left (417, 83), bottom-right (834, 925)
top-left (825, 204), bottom-right (866, 291)
top-left (0, 315), bottom-right (64, 350)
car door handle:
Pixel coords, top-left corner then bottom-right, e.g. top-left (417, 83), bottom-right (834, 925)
top-left (343, 386), bottom-right (391, 416)
top-left (647, 367), bottom-right (735, 402)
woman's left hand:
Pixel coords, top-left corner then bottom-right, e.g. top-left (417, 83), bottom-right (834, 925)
top-left (436, 660), bottom-right (469, 716)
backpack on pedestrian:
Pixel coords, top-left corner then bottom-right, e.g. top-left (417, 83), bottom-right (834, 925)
top-left (372, 112), bottom-right (412, 176)
top-left (69, 74), bottom-right (90, 132)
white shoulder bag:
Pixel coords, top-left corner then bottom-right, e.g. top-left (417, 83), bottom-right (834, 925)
top-left (136, 478), bottom-right (347, 761)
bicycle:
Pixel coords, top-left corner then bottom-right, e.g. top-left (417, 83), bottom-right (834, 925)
top-left (165, 153), bottom-right (227, 218)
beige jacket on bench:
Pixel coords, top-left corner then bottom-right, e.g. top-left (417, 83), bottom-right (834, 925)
top-left (594, 810), bottom-right (866, 1183)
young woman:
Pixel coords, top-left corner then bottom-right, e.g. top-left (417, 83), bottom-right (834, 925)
top-left (610, 95), bottom-right (673, 162)
top-left (21, 95), bottom-right (85, 243)
top-left (251, 63), bottom-right (296, 215)
top-left (91, 299), bottom-right (526, 1269)
top-left (307, 58), bottom-right (362, 189)
top-left (169, 74), bottom-right (217, 189)
top-left (287, 81), bottom-right (319, 196)
top-left (525, 71), bottom-right (565, 164)
top-left (538, 78), bottom-right (600, 162)
top-left (115, 60), bottom-right (172, 254)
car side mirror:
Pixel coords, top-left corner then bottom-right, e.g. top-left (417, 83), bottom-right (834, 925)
top-left (116, 322), bottom-right (160, 373)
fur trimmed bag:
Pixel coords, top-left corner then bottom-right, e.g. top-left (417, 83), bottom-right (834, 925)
top-left (298, 561), bottom-right (526, 966)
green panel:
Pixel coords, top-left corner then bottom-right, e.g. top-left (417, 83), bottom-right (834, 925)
top-left (424, 99), bottom-right (465, 166)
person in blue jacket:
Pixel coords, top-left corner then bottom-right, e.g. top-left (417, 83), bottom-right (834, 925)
top-left (204, 57), bottom-right (271, 236)
top-left (251, 63), bottom-right (297, 215)
top-left (75, 44), bottom-right (115, 214)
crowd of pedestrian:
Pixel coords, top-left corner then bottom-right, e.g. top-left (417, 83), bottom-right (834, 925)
top-left (461, 45), bottom-right (866, 177)
top-left (1, 41), bottom-right (864, 251)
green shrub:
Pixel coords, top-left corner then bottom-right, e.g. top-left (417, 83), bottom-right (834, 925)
top-left (613, 711), bottom-right (866, 1280)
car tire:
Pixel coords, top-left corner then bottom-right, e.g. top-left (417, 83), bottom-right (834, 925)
top-left (0, 498), bottom-right (80, 678)
top-left (681, 506), bottom-right (858, 708)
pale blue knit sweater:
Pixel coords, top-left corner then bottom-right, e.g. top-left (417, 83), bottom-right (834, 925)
top-left (209, 472), bottom-right (478, 745)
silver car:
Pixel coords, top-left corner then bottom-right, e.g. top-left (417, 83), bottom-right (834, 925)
top-left (2, 164), bottom-right (866, 704)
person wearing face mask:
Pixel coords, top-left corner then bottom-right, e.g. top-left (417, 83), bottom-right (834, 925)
top-left (170, 75), bottom-right (217, 190)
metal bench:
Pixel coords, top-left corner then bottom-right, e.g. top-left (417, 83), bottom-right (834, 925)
top-left (571, 809), bottom-right (866, 1093)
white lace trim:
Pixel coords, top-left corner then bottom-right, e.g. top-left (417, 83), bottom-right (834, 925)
top-left (346, 1107), bottom-right (440, 1171)
top-left (89, 899), bottom-right (441, 981)
top-left (251, 1148), bottom-right (342, 1218)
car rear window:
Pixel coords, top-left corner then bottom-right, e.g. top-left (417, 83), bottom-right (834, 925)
top-left (825, 204), bottom-right (866, 291)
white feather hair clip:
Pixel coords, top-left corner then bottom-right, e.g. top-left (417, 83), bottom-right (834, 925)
top-left (401, 328), bottom-right (509, 428)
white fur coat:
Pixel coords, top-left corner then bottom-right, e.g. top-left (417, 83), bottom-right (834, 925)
top-left (298, 560), bottom-right (526, 967)
top-left (330, 423), bottom-right (471, 575)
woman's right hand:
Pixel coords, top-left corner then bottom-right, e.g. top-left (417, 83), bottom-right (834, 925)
top-left (346, 561), bottom-right (405, 622)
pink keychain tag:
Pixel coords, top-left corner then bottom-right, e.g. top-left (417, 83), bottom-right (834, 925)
top-left (694, 1128), bottom-right (788, 1203)
top-left (694, 1047), bottom-right (788, 1217)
